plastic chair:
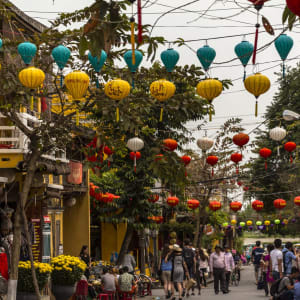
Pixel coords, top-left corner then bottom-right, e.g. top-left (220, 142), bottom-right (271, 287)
top-left (118, 292), bottom-right (132, 300)
top-left (97, 293), bottom-right (114, 300)
top-left (75, 280), bottom-right (88, 299)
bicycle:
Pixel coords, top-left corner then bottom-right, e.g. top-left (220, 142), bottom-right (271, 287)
top-left (231, 265), bottom-right (240, 286)
top-left (134, 274), bottom-right (152, 297)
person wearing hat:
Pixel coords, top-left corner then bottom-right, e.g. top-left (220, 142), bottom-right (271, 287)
top-left (209, 245), bottom-right (227, 294)
top-left (166, 244), bottom-right (189, 300)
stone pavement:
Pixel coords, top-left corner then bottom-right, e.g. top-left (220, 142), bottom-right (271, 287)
top-left (149, 266), bottom-right (268, 300)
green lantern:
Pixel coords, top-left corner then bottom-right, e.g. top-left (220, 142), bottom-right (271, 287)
top-left (256, 221), bottom-right (262, 226)
top-left (274, 219), bottom-right (281, 225)
top-left (239, 222), bottom-right (245, 227)
top-left (222, 222), bottom-right (228, 227)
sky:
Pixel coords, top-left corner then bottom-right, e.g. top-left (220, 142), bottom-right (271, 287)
top-left (10, 0), bottom-right (295, 152)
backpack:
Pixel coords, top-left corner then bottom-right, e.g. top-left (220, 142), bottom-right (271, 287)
top-left (270, 277), bottom-right (291, 297)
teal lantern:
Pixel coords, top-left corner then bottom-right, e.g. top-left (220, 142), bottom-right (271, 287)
top-left (52, 45), bottom-right (71, 87)
top-left (275, 34), bottom-right (293, 78)
top-left (88, 50), bottom-right (107, 88)
top-left (161, 48), bottom-right (180, 72)
top-left (124, 50), bottom-right (143, 73)
top-left (18, 41), bottom-right (37, 65)
top-left (234, 40), bottom-right (254, 80)
top-left (196, 44), bottom-right (216, 72)
top-left (0, 39), bottom-right (3, 49)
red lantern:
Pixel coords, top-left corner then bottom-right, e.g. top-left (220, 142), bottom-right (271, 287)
top-left (284, 142), bottom-right (297, 163)
top-left (104, 146), bottom-right (113, 167)
top-left (129, 151), bottom-right (141, 173)
top-left (181, 155), bottom-right (191, 177)
top-left (252, 200), bottom-right (264, 211)
top-left (237, 181), bottom-right (243, 186)
top-left (248, 0), bottom-right (268, 10)
top-left (274, 199), bottom-right (286, 210)
top-left (148, 194), bottom-right (159, 203)
top-left (294, 196), bottom-right (300, 206)
top-left (167, 196), bottom-right (179, 207)
top-left (233, 133), bottom-right (249, 148)
top-left (187, 199), bottom-right (200, 210)
top-left (163, 139), bottom-right (178, 151)
top-left (206, 155), bottom-right (218, 176)
top-left (230, 152), bottom-right (243, 174)
top-left (259, 147), bottom-right (272, 170)
top-left (230, 201), bottom-right (242, 212)
top-left (243, 186), bottom-right (249, 191)
top-left (156, 216), bottom-right (164, 224)
top-left (209, 200), bottom-right (222, 212)
top-left (286, 0), bottom-right (300, 18)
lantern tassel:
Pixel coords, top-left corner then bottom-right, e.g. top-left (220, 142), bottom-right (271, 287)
top-left (130, 19), bottom-right (136, 65)
top-left (290, 155), bottom-right (293, 164)
top-left (160, 108), bottom-right (164, 122)
top-left (60, 74), bottom-right (63, 87)
top-left (134, 155), bottom-right (137, 173)
top-left (277, 145), bottom-right (280, 156)
top-left (137, 0), bottom-right (143, 44)
top-left (41, 97), bottom-right (47, 112)
top-left (30, 95), bottom-right (34, 111)
top-left (252, 23), bottom-right (260, 65)
top-left (76, 110), bottom-right (79, 126)
top-left (96, 78), bottom-right (99, 88)
top-left (209, 105), bottom-right (212, 122)
top-left (116, 107), bottom-right (120, 122)
top-left (255, 100), bottom-right (258, 117)
top-left (283, 63), bottom-right (285, 78)
top-left (265, 160), bottom-right (267, 170)
top-left (243, 69), bottom-right (246, 81)
top-left (185, 167), bottom-right (187, 177)
top-left (236, 166), bottom-right (239, 174)
top-left (211, 168), bottom-right (214, 177)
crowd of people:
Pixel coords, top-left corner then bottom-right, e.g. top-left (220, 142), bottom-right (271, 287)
top-left (252, 239), bottom-right (300, 299)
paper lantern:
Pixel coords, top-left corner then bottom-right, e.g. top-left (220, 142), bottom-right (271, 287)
top-left (231, 219), bottom-right (237, 225)
top-left (187, 199), bottom-right (200, 210)
top-left (196, 44), bottom-right (216, 71)
top-left (259, 147), bottom-right (272, 170)
top-left (286, 0), bottom-right (300, 18)
top-left (148, 194), bottom-right (159, 203)
top-left (88, 50), bottom-right (107, 87)
top-left (246, 220), bottom-right (252, 226)
top-left (209, 200), bottom-right (221, 211)
top-left (284, 142), bottom-right (297, 163)
top-left (234, 40), bottom-right (254, 80)
top-left (233, 133), bottom-right (249, 148)
top-left (237, 181), bottom-right (243, 187)
top-left (256, 221), bottom-right (262, 226)
top-left (264, 220), bottom-right (271, 226)
top-left (243, 186), bottom-right (249, 191)
top-left (65, 70), bottom-right (90, 99)
top-left (240, 222), bottom-right (246, 227)
top-left (161, 48), bottom-right (180, 72)
top-left (181, 155), bottom-right (191, 176)
top-left (230, 201), bottom-right (242, 212)
top-left (167, 196), bottom-right (179, 207)
top-left (248, 0), bottom-right (268, 10)
top-left (103, 146), bottom-right (113, 167)
top-left (18, 41), bottom-right (37, 65)
top-left (163, 139), bottom-right (178, 151)
top-left (274, 219), bottom-right (280, 225)
top-left (197, 137), bottom-right (214, 152)
top-left (244, 73), bottom-right (270, 116)
top-left (104, 78), bottom-right (131, 122)
top-left (273, 199), bottom-right (286, 210)
top-left (230, 152), bottom-right (243, 174)
top-left (0, 39), bottom-right (2, 49)
top-left (124, 50), bottom-right (143, 73)
top-left (206, 155), bottom-right (218, 176)
top-left (52, 45), bottom-right (71, 71)
top-left (222, 222), bottom-right (229, 228)
top-left (150, 79), bottom-right (176, 121)
top-left (196, 79), bottom-right (223, 121)
top-left (294, 196), bottom-right (300, 206)
top-left (252, 200), bottom-right (264, 211)
top-left (270, 127), bottom-right (287, 141)
top-left (127, 137), bottom-right (144, 172)
top-left (275, 34), bottom-right (293, 77)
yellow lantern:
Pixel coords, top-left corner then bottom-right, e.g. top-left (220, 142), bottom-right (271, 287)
top-left (231, 219), bottom-right (237, 225)
top-left (19, 66), bottom-right (45, 110)
top-left (264, 220), bottom-right (270, 226)
top-left (150, 79), bottom-right (176, 121)
top-left (64, 70), bottom-right (90, 125)
top-left (196, 79), bottom-right (222, 121)
top-left (246, 220), bottom-right (252, 226)
top-left (104, 79), bottom-right (131, 122)
top-left (244, 73), bottom-right (270, 117)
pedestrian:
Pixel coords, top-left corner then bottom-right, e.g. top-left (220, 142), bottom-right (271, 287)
top-left (80, 245), bottom-right (91, 279)
top-left (294, 274), bottom-right (300, 300)
top-left (270, 238), bottom-right (283, 280)
top-left (209, 245), bottom-right (227, 294)
top-left (224, 246), bottom-right (234, 293)
top-left (166, 244), bottom-right (189, 300)
top-left (262, 244), bottom-right (274, 297)
top-left (120, 251), bottom-right (136, 275)
top-left (251, 240), bottom-right (264, 284)
top-left (158, 244), bottom-right (173, 299)
top-left (232, 250), bottom-right (241, 281)
top-left (182, 240), bottom-right (196, 297)
top-left (282, 242), bottom-right (298, 275)
top-left (198, 248), bottom-right (209, 288)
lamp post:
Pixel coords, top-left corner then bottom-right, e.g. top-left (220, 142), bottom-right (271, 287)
top-left (283, 110), bottom-right (300, 121)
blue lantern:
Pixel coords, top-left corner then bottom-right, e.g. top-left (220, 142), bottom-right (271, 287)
top-left (18, 41), bottom-right (37, 65)
top-left (161, 48), bottom-right (180, 72)
top-left (88, 50), bottom-right (107, 73)
top-left (196, 45), bottom-right (216, 72)
top-left (123, 50), bottom-right (143, 73)
top-left (275, 34), bottom-right (293, 78)
top-left (52, 45), bottom-right (71, 70)
top-left (235, 40), bottom-right (254, 80)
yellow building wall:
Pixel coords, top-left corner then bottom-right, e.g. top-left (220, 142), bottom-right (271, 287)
top-left (63, 191), bottom-right (90, 256)
top-left (101, 223), bottom-right (127, 262)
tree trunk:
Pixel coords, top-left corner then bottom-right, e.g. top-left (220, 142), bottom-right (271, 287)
top-left (117, 224), bottom-right (134, 265)
top-left (193, 210), bottom-right (201, 247)
top-left (138, 233), bottom-right (145, 274)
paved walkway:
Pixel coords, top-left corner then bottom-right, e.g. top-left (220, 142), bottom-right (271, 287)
top-left (150, 266), bottom-right (268, 299)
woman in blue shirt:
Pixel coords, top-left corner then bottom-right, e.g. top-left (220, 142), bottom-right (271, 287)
top-left (159, 244), bottom-right (173, 299)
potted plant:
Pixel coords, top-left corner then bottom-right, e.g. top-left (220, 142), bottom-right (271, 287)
top-left (17, 261), bottom-right (52, 300)
top-left (51, 255), bottom-right (86, 300)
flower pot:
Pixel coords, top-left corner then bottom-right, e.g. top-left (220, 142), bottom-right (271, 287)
top-left (16, 292), bottom-right (37, 300)
top-left (52, 284), bottom-right (75, 300)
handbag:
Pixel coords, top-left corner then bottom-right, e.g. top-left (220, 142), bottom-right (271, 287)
top-left (0, 274), bottom-right (8, 296)
top-left (257, 275), bottom-right (265, 290)
top-left (186, 278), bottom-right (196, 290)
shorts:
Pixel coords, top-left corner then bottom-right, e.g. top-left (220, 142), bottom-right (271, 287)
top-left (162, 270), bottom-right (171, 282)
top-left (254, 264), bottom-right (260, 273)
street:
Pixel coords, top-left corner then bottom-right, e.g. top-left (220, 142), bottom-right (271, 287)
top-left (150, 266), bottom-right (267, 300)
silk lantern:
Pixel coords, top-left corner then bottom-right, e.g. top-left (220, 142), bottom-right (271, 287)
top-left (197, 137), bottom-right (214, 152)
top-left (252, 200), bottom-right (264, 211)
top-left (234, 39), bottom-right (254, 80)
top-left (196, 44), bottom-right (216, 72)
top-left (246, 220), bottom-right (252, 226)
top-left (167, 196), bottom-right (179, 207)
top-left (19, 67), bottom-right (45, 111)
top-left (181, 155), bottom-right (191, 177)
top-left (52, 45), bottom-right (71, 87)
top-left (294, 196), bottom-right (300, 206)
top-left (240, 222), bottom-right (246, 227)
top-left (244, 73), bottom-right (270, 116)
top-left (124, 50), bottom-right (143, 88)
top-left (209, 200), bottom-right (221, 211)
top-left (130, 151), bottom-right (141, 172)
top-left (259, 147), bottom-right (272, 170)
top-left (187, 199), bottom-right (200, 210)
top-left (104, 79), bottom-right (131, 122)
top-left (163, 139), bottom-right (178, 151)
top-left (233, 133), bottom-right (249, 149)
top-left (206, 155), bottom-right (218, 176)
top-left (148, 194), bottom-right (159, 203)
top-left (286, 0), bottom-right (300, 18)
top-left (18, 41), bottom-right (37, 65)
top-left (275, 34), bottom-right (293, 77)
top-left (274, 199), bottom-right (286, 210)
top-left (88, 50), bottom-right (107, 88)
top-left (231, 219), bottom-right (237, 225)
top-left (256, 221), bottom-right (262, 226)
top-left (64, 70), bottom-right (90, 125)
top-left (284, 142), bottom-right (297, 163)
top-left (231, 152), bottom-right (243, 174)
top-left (161, 48), bottom-right (180, 72)
top-left (274, 219), bottom-right (280, 225)
top-left (126, 137), bottom-right (144, 172)
top-left (196, 79), bottom-right (222, 121)
top-left (270, 127), bottom-right (287, 155)
top-left (150, 79), bottom-right (176, 121)
top-left (104, 146), bottom-right (113, 167)
top-left (230, 201), bottom-right (242, 212)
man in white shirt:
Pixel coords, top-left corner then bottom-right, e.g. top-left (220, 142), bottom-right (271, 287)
top-left (270, 238), bottom-right (283, 280)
